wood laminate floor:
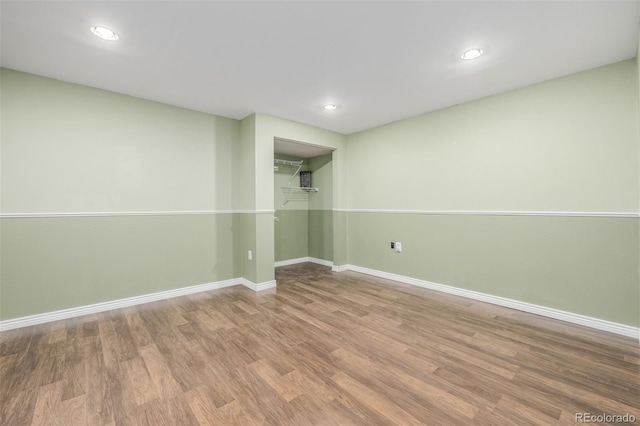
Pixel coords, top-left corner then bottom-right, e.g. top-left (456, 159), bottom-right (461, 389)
top-left (1, 263), bottom-right (638, 425)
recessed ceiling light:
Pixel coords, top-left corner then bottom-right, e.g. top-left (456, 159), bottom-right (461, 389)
top-left (461, 47), bottom-right (484, 61)
top-left (322, 104), bottom-right (337, 111)
top-left (91, 26), bottom-right (119, 41)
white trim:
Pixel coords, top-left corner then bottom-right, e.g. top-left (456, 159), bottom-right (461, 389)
top-left (240, 278), bottom-right (277, 291)
top-left (342, 265), bottom-right (639, 339)
top-left (332, 209), bottom-right (639, 218)
top-left (309, 257), bottom-right (333, 267)
top-left (275, 257), bottom-right (333, 267)
top-left (332, 264), bottom-right (349, 272)
top-left (7, 209), bottom-right (634, 218)
top-left (236, 209), bottom-right (276, 214)
top-left (0, 276), bottom-right (278, 331)
top-left (2, 264), bottom-right (635, 339)
top-left (0, 210), bottom-right (275, 219)
top-left (275, 257), bottom-right (309, 267)
top-left (0, 278), bottom-right (239, 331)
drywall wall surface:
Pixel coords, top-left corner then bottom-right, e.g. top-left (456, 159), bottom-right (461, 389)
top-left (255, 212), bottom-right (275, 284)
top-left (332, 210), bottom-right (347, 267)
top-left (1, 214), bottom-right (235, 320)
top-left (1, 68), bottom-right (238, 213)
top-left (274, 210), bottom-right (308, 261)
top-left (308, 154), bottom-right (333, 261)
top-left (239, 212), bottom-right (257, 284)
top-left (344, 60), bottom-right (639, 327)
top-left (347, 213), bottom-right (639, 326)
top-left (0, 69), bottom-right (242, 320)
top-left (308, 209), bottom-right (333, 262)
top-left (308, 154), bottom-right (333, 211)
top-left (237, 114), bottom-right (257, 211)
top-left (346, 60), bottom-right (639, 213)
top-left (636, 30), bottom-right (640, 323)
top-left (637, 29), bottom-right (640, 217)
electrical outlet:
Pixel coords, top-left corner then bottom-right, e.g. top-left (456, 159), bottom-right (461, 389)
top-left (248, 250), bottom-right (253, 260)
top-left (390, 242), bottom-right (395, 249)
top-left (396, 242), bottom-right (402, 252)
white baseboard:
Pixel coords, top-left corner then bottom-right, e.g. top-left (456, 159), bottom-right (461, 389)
top-left (240, 278), bottom-right (277, 291)
top-left (343, 264), bottom-right (639, 339)
top-left (309, 257), bottom-right (333, 267)
top-left (275, 257), bottom-right (333, 268)
top-left (5, 264), bottom-right (635, 339)
top-left (0, 276), bottom-right (275, 332)
top-left (275, 257), bottom-right (309, 267)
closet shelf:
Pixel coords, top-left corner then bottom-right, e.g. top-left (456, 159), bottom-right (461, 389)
top-left (274, 158), bottom-right (304, 184)
top-left (281, 186), bottom-right (319, 206)
top-left (274, 158), bottom-right (303, 167)
top-left (281, 187), bottom-right (319, 192)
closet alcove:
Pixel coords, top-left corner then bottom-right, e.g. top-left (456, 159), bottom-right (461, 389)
top-left (273, 137), bottom-right (334, 266)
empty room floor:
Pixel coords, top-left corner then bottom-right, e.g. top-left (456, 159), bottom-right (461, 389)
top-left (1, 262), bottom-right (638, 425)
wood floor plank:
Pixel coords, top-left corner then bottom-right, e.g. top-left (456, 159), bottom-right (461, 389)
top-left (495, 395), bottom-right (561, 424)
top-left (123, 309), bottom-right (154, 348)
top-left (330, 346), bottom-right (479, 424)
top-left (1, 262), bottom-right (638, 425)
top-left (83, 335), bottom-right (114, 425)
top-left (124, 356), bottom-right (160, 406)
top-left (1, 389), bottom-right (37, 425)
top-left (250, 358), bottom-right (303, 402)
top-left (233, 299), bottom-right (260, 316)
top-left (60, 394), bottom-right (87, 426)
top-left (513, 367), bottom-right (640, 419)
top-left (30, 381), bottom-right (64, 426)
top-left (184, 385), bottom-right (227, 425)
top-left (61, 337), bottom-right (85, 401)
top-left (138, 344), bottom-right (183, 400)
top-left (331, 372), bottom-right (425, 426)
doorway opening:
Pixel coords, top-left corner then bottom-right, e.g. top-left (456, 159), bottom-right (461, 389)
top-left (273, 137), bottom-right (335, 267)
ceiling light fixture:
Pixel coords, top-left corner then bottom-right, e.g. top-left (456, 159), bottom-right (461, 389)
top-left (91, 26), bottom-right (119, 41)
top-left (322, 104), bottom-right (338, 111)
top-left (461, 47), bottom-right (484, 61)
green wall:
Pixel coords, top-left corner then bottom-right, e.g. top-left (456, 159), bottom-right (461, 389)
top-left (637, 30), bottom-right (640, 323)
top-left (274, 210), bottom-right (308, 261)
top-left (0, 69), bottom-right (241, 320)
top-left (347, 213), bottom-right (638, 325)
top-left (344, 60), bottom-right (640, 327)
top-left (2, 57), bottom-right (639, 330)
top-left (308, 210), bottom-right (333, 262)
top-left (346, 60), bottom-right (637, 212)
top-left (1, 69), bottom-right (238, 213)
top-left (1, 215), bottom-right (235, 319)
top-left (237, 115), bottom-right (259, 283)
top-left (308, 154), bottom-right (333, 262)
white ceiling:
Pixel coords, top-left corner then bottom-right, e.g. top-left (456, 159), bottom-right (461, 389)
top-left (1, 1), bottom-right (639, 135)
top-left (274, 138), bottom-right (334, 158)
top-left (273, 138), bottom-right (334, 158)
